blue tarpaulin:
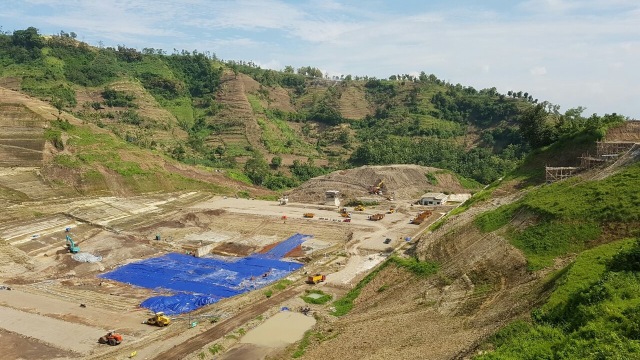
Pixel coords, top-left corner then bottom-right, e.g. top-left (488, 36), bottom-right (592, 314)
top-left (100, 233), bottom-right (308, 315)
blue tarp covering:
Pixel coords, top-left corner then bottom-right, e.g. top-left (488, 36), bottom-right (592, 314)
top-left (100, 233), bottom-right (309, 315)
top-left (255, 233), bottom-right (309, 259)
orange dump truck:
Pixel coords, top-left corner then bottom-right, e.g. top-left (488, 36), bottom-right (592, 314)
top-left (303, 213), bottom-right (315, 218)
top-left (411, 210), bottom-right (432, 225)
top-left (307, 274), bottom-right (326, 284)
top-left (368, 213), bottom-right (385, 221)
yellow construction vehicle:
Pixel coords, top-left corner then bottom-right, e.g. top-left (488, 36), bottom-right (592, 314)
top-left (369, 180), bottom-right (385, 195)
top-left (145, 312), bottom-right (171, 327)
top-left (388, 207), bottom-right (395, 214)
top-left (306, 274), bottom-right (326, 284)
top-left (303, 213), bottom-right (315, 218)
top-left (354, 205), bottom-right (365, 211)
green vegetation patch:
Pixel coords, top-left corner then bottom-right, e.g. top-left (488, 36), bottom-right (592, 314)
top-left (226, 169), bottom-right (253, 185)
top-left (475, 163), bottom-right (640, 269)
top-left (511, 221), bottom-right (601, 270)
top-left (53, 154), bottom-right (81, 168)
top-left (477, 238), bottom-right (640, 360)
top-left (301, 289), bottom-right (333, 305)
top-left (475, 203), bottom-right (519, 233)
top-left (332, 256), bottom-right (437, 316)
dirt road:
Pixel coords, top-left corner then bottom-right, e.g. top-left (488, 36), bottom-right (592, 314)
top-left (154, 286), bottom-right (303, 360)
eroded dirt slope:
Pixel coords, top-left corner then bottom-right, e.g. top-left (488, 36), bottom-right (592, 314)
top-left (277, 191), bottom-right (549, 360)
top-left (288, 164), bottom-right (472, 203)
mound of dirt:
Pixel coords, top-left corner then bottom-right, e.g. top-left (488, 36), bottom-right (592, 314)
top-left (287, 164), bottom-right (471, 203)
top-left (605, 120), bottom-right (640, 142)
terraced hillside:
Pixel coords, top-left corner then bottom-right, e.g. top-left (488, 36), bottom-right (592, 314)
top-left (0, 104), bottom-right (45, 167)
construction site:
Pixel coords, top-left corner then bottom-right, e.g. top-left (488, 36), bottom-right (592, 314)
top-left (0, 140), bottom-right (468, 359)
top-left (1, 84), bottom-right (639, 359)
top-left (0, 191), bottom-right (462, 359)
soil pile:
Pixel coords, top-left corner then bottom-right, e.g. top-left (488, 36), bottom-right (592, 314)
top-left (287, 164), bottom-right (471, 203)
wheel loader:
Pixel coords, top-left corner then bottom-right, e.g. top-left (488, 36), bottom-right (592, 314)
top-left (98, 331), bottom-right (122, 346)
top-left (145, 312), bottom-right (171, 327)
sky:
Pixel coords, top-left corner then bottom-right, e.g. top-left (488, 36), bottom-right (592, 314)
top-left (1, 0), bottom-right (639, 118)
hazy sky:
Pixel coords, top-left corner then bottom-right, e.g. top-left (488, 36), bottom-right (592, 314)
top-left (2, 0), bottom-right (639, 118)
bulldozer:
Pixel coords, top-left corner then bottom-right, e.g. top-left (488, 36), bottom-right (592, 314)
top-left (303, 213), bottom-right (315, 218)
top-left (98, 331), bottom-right (122, 346)
top-left (354, 205), bottom-right (365, 211)
top-left (339, 208), bottom-right (351, 218)
top-left (145, 312), bottom-right (171, 327)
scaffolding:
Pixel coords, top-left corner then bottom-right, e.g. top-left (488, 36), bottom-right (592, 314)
top-left (596, 142), bottom-right (636, 157)
top-left (545, 166), bottom-right (579, 183)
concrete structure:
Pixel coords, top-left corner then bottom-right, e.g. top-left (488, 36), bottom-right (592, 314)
top-left (419, 192), bottom-right (448, 206)
top-left (325, 190), bottom-right (340, 207)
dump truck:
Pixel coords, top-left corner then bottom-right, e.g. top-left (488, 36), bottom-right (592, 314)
top-left (411, 210), bottom-right (432, 225)
top-left (98, 331), bottom-right (122, 346)
top-left (303, 213), bottom-right (315, 218)
top-left (307, 274), bottom-right (326, 284)
top-left (369, 213), bottom-right (385, 221)
top-left (145, 312), bottom-right (171, 327)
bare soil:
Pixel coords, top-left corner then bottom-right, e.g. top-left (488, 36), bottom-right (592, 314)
top-left (0, 329), bottom-right (74, 360)
top-left (288, 164), bottom-right (471, 203)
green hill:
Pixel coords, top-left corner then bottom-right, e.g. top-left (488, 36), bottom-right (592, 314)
top-left (2, 26), bottom-right (626, 195)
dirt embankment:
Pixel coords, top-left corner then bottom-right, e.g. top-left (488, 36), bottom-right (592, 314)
top-left (288, 164), bottom-right (471, 203)
top-left (605, 120), bottom-right (640, 142)
top-left (281, 191), bottom-right (545, 360)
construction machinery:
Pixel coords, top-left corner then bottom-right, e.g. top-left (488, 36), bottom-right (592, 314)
top-left (368, 213), bottom-right (385, 221)
top-left (306, 274), bottom-right (326, 284)
top-left (145, 312), bottom-right (171, 327)
top-left (98, 331), bottom-right (122, 346)
top-left (339, 208), bottom-right (351, 218)
top-left (354, 205), bottom-right (365, 211)
top-left (303, 213), bottom-right (315, 218)
top-left (278, 196), bottom-right (289, 205)
top-left (411, 210), bottom-right (432, 225)
top-left (388, 207), bottom-right (395, 214)
top-left (369, 180), bottom-right (385, 195)
top-left (65, 235), bottom-right (80, 253)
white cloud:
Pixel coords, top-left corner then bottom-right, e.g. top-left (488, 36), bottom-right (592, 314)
top-left (530, 66), bottom-right (547, 76)
top-left (2, 0), bottom-right (640, 117)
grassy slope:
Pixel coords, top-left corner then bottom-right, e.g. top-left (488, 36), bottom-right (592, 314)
top-left (46, 119), bottom-right (231, 196)
top-left (477, 238), bottom-right (640, 359)
top-left (476, 161), bottom-right (640, 269)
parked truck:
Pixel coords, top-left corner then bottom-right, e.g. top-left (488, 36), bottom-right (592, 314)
top-left (306, 274), bottom-right (326, 284)
top-left (303, 213), bottom-right (315, 218)
top-left (411, 210), bottom-right (432, 225)
top-left (368, 213), bottom-right (385, 221)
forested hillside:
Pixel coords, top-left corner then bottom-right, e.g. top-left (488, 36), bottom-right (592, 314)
top-left (0, 27), bottom-right (627, 191)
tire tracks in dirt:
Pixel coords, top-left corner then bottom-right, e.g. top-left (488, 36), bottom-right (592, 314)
top-left (153, 285), bottom-right (302, 360)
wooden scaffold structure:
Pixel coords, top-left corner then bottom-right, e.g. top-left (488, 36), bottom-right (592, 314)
top-left (545, 166), bottom-right (579, 183)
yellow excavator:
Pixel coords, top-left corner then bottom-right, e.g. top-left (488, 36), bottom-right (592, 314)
top-left (369, 180), bottom-right (385, 195)
top-left (145, 312), bottom-right (171, 327)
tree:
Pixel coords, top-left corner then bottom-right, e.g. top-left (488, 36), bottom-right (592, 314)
top-left (214, 145), bottom-right (226, 159)
top-left (519, 104), bottom-right (558, 148)
top-left (12, 27), bottom-right (43, 49)
top-left (244, 153), bottom-right (269, 185)
top-left (270, 156), bottom-right (282, 168)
